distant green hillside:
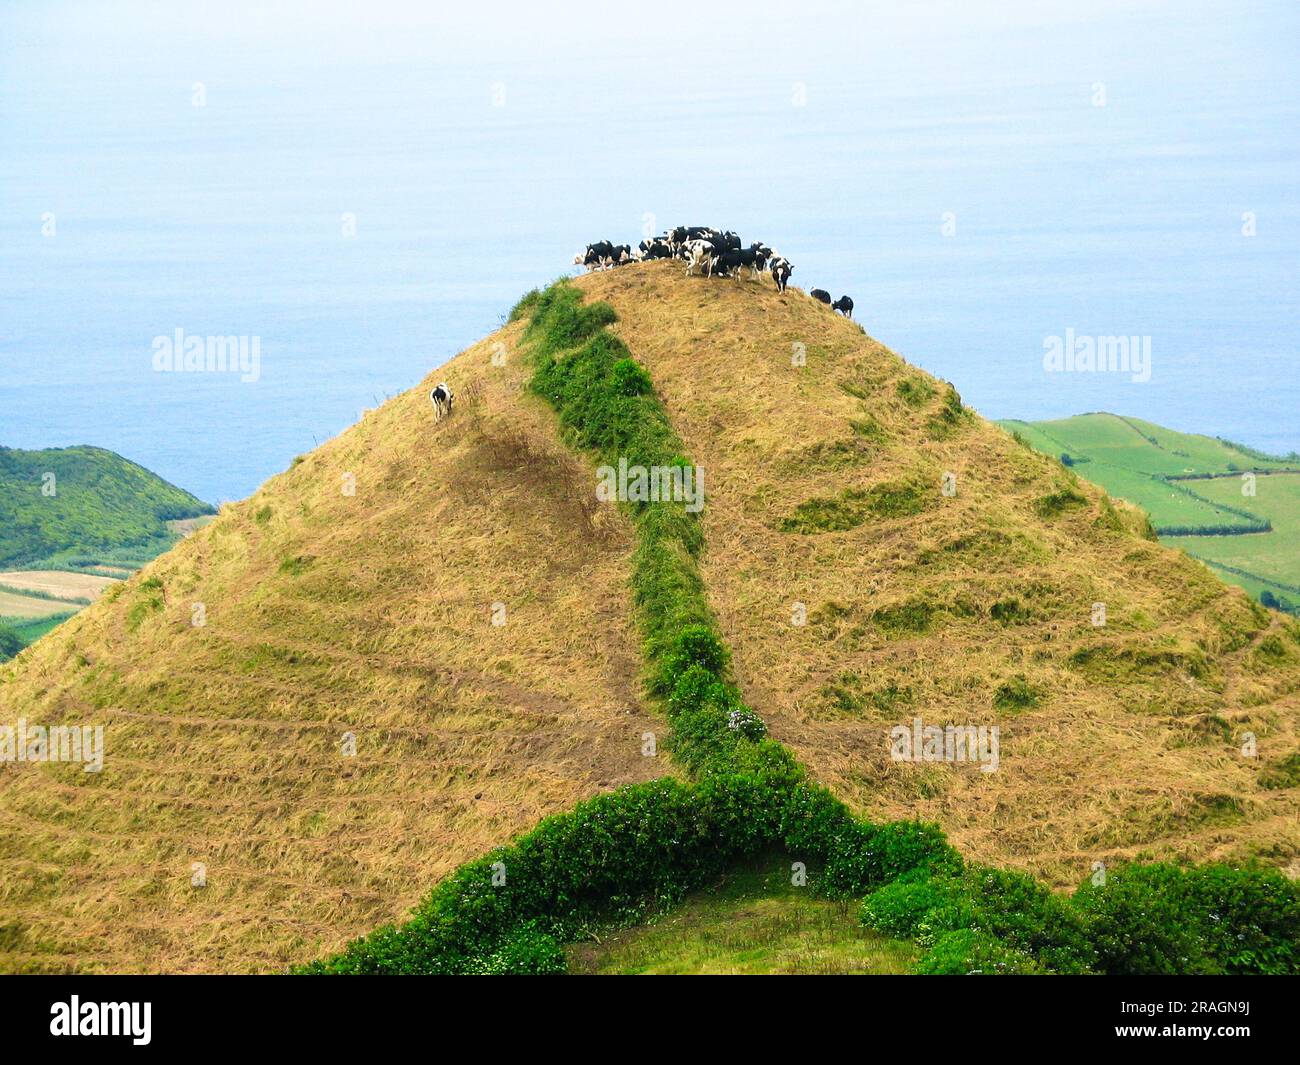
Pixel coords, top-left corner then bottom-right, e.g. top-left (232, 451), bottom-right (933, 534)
top-left (999, 413), bottom-right (1300, 611)
top-left (0, 445), bottom-right (215, 570)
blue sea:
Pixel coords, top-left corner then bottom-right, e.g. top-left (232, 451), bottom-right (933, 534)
top-left (2, 0), bottom-right (1296, 504)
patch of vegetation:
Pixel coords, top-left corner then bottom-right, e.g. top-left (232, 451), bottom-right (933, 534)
top-left (567, 862), bottom-right (918, 974)
top-left (1260, 752), bottom-right (1300, 790)
top-left (993, 675), bottom-right (1040, 711)
top-left (278, 555), bottom-right (316, 576)
top-left (125, 578), bottom-right (165, 630)
top-left (1034, 487), bottom-right (1089, 518)
top-left (926, 384), bottom-right (968, 438)
top-left (0, 621), bottom-right (24, 662)
top-left (872, 600), bottom-right (935, 636)
top-left (780, 478), bottom-right (931, 533)
top-left (849, 415), bottom-right (887, 443)
top-left (816, 674), bottom-right (912, 717)
top-left (896, 378), bottom-right (934, 408)
top-left (989, 598), bottom-right (1032, 625)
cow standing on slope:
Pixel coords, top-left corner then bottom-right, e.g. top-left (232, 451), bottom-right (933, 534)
top-left (430, 382), bottom-right (455, 421)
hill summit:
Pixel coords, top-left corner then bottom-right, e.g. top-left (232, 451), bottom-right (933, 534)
top-left (2, 261), bottom-right (1298, 972)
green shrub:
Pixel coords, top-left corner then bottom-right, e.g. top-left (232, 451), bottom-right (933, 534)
top-left (914, 929), bottom-right (1043, 975)
top-left (611, 358), bottom-right (654, 397)
top-left (466, 923), bottom-right (566, 974)
top-left (0, 622), bottom-right (24, 662)
top-left (661, 624), bottom-right (729, 686)
top-left (1074, 862), bottom-right (1300, 975)
top-left (861, 876), bottom-right (964, 939)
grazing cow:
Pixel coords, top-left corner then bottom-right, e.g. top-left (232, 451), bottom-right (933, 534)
top-left (639, 239), bottom-right (674, 260)
top-left (770, 257), bottom-right (792, 292)
top-left (810, 288), bottom-right (832, 305)
top-left (611, 244), bottom-right (633, 266)
top-left (430, 382), bottom-right (455, 421)
top-left (709, 249), bottom-right (745, 279)
top-left (684, 239), bottom-right (715, 276)
top-left (575, 240), bottom-right (617, 271)
top-left (670, 226), bottom-right (718, 248)
top-left (832, 295), bottom-right (854, 318)
top-left (736, 247), bottom-right (769, 278)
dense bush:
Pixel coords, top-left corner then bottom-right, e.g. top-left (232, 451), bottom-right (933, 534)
top-left (1073, 862), bottom-right (1300, 975)
top-left (0, 622), bottom-right (24, 662)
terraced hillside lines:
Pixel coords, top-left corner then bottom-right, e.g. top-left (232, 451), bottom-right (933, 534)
top-left (0, 327), bottom-right (668, 974)
top-left (574, 261), bottom-right (1300, 887)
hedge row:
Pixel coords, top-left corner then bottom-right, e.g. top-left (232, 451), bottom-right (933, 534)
top-left (300, 281), bottom-right (1300, 975)
top-left (862, 860), bottom-right (1300, 975)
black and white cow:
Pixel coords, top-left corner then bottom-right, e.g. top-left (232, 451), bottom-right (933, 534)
top-left (638, 238), bottom-right (674, 260)
top-left (810, 288), bottom-right (832, 305)
top-left (684, 239), bottom-right (715, 276)
top-left (832, 295), bottom-right (854, 318)
top-left (430, 381), bottom-right (455, 421)
top-left (575, 240), bottom-right (617, 271)
top-left (709, 249), bottom-right (744, 279)
top-left (770, 257), bottom-right (792, 292)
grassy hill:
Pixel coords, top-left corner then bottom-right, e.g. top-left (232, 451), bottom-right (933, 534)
top-left (2, 261), bottom-right (1298, 974)
top-left (0, 446), bottom-right (216, 660)
top-left (575, 264), bottom-right (1300, 887)
top-left (0, 446), bottom-right (215, 570)
top-left (0, 349), bottom-right (668, 973)
top-left (998, 414), bottom-right (1300, 610)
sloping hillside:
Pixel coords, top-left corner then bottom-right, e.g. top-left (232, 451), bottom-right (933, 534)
top-left (0, 330), bottom-right (666, 973)
top-left (5, 261), bottom-right (1298, 976)
top-left (573, 262), bottom-right (1300, 886)
top-left (0, 445), bottom-right (214, 569)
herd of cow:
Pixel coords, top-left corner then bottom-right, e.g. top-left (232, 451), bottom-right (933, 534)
top-left (573, 226), bottom-right (854, 318)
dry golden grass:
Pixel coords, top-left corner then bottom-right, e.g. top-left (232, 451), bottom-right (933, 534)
top-left (0, 324), bottom-right (668, 973)
top-left (0, 571), bottom-right (119, 600)
top-left (576, 261), bottom-right (1300, 887)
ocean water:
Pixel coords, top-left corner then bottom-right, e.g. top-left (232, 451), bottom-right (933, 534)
top-left (1, 0), bottom-right (1296, 504)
